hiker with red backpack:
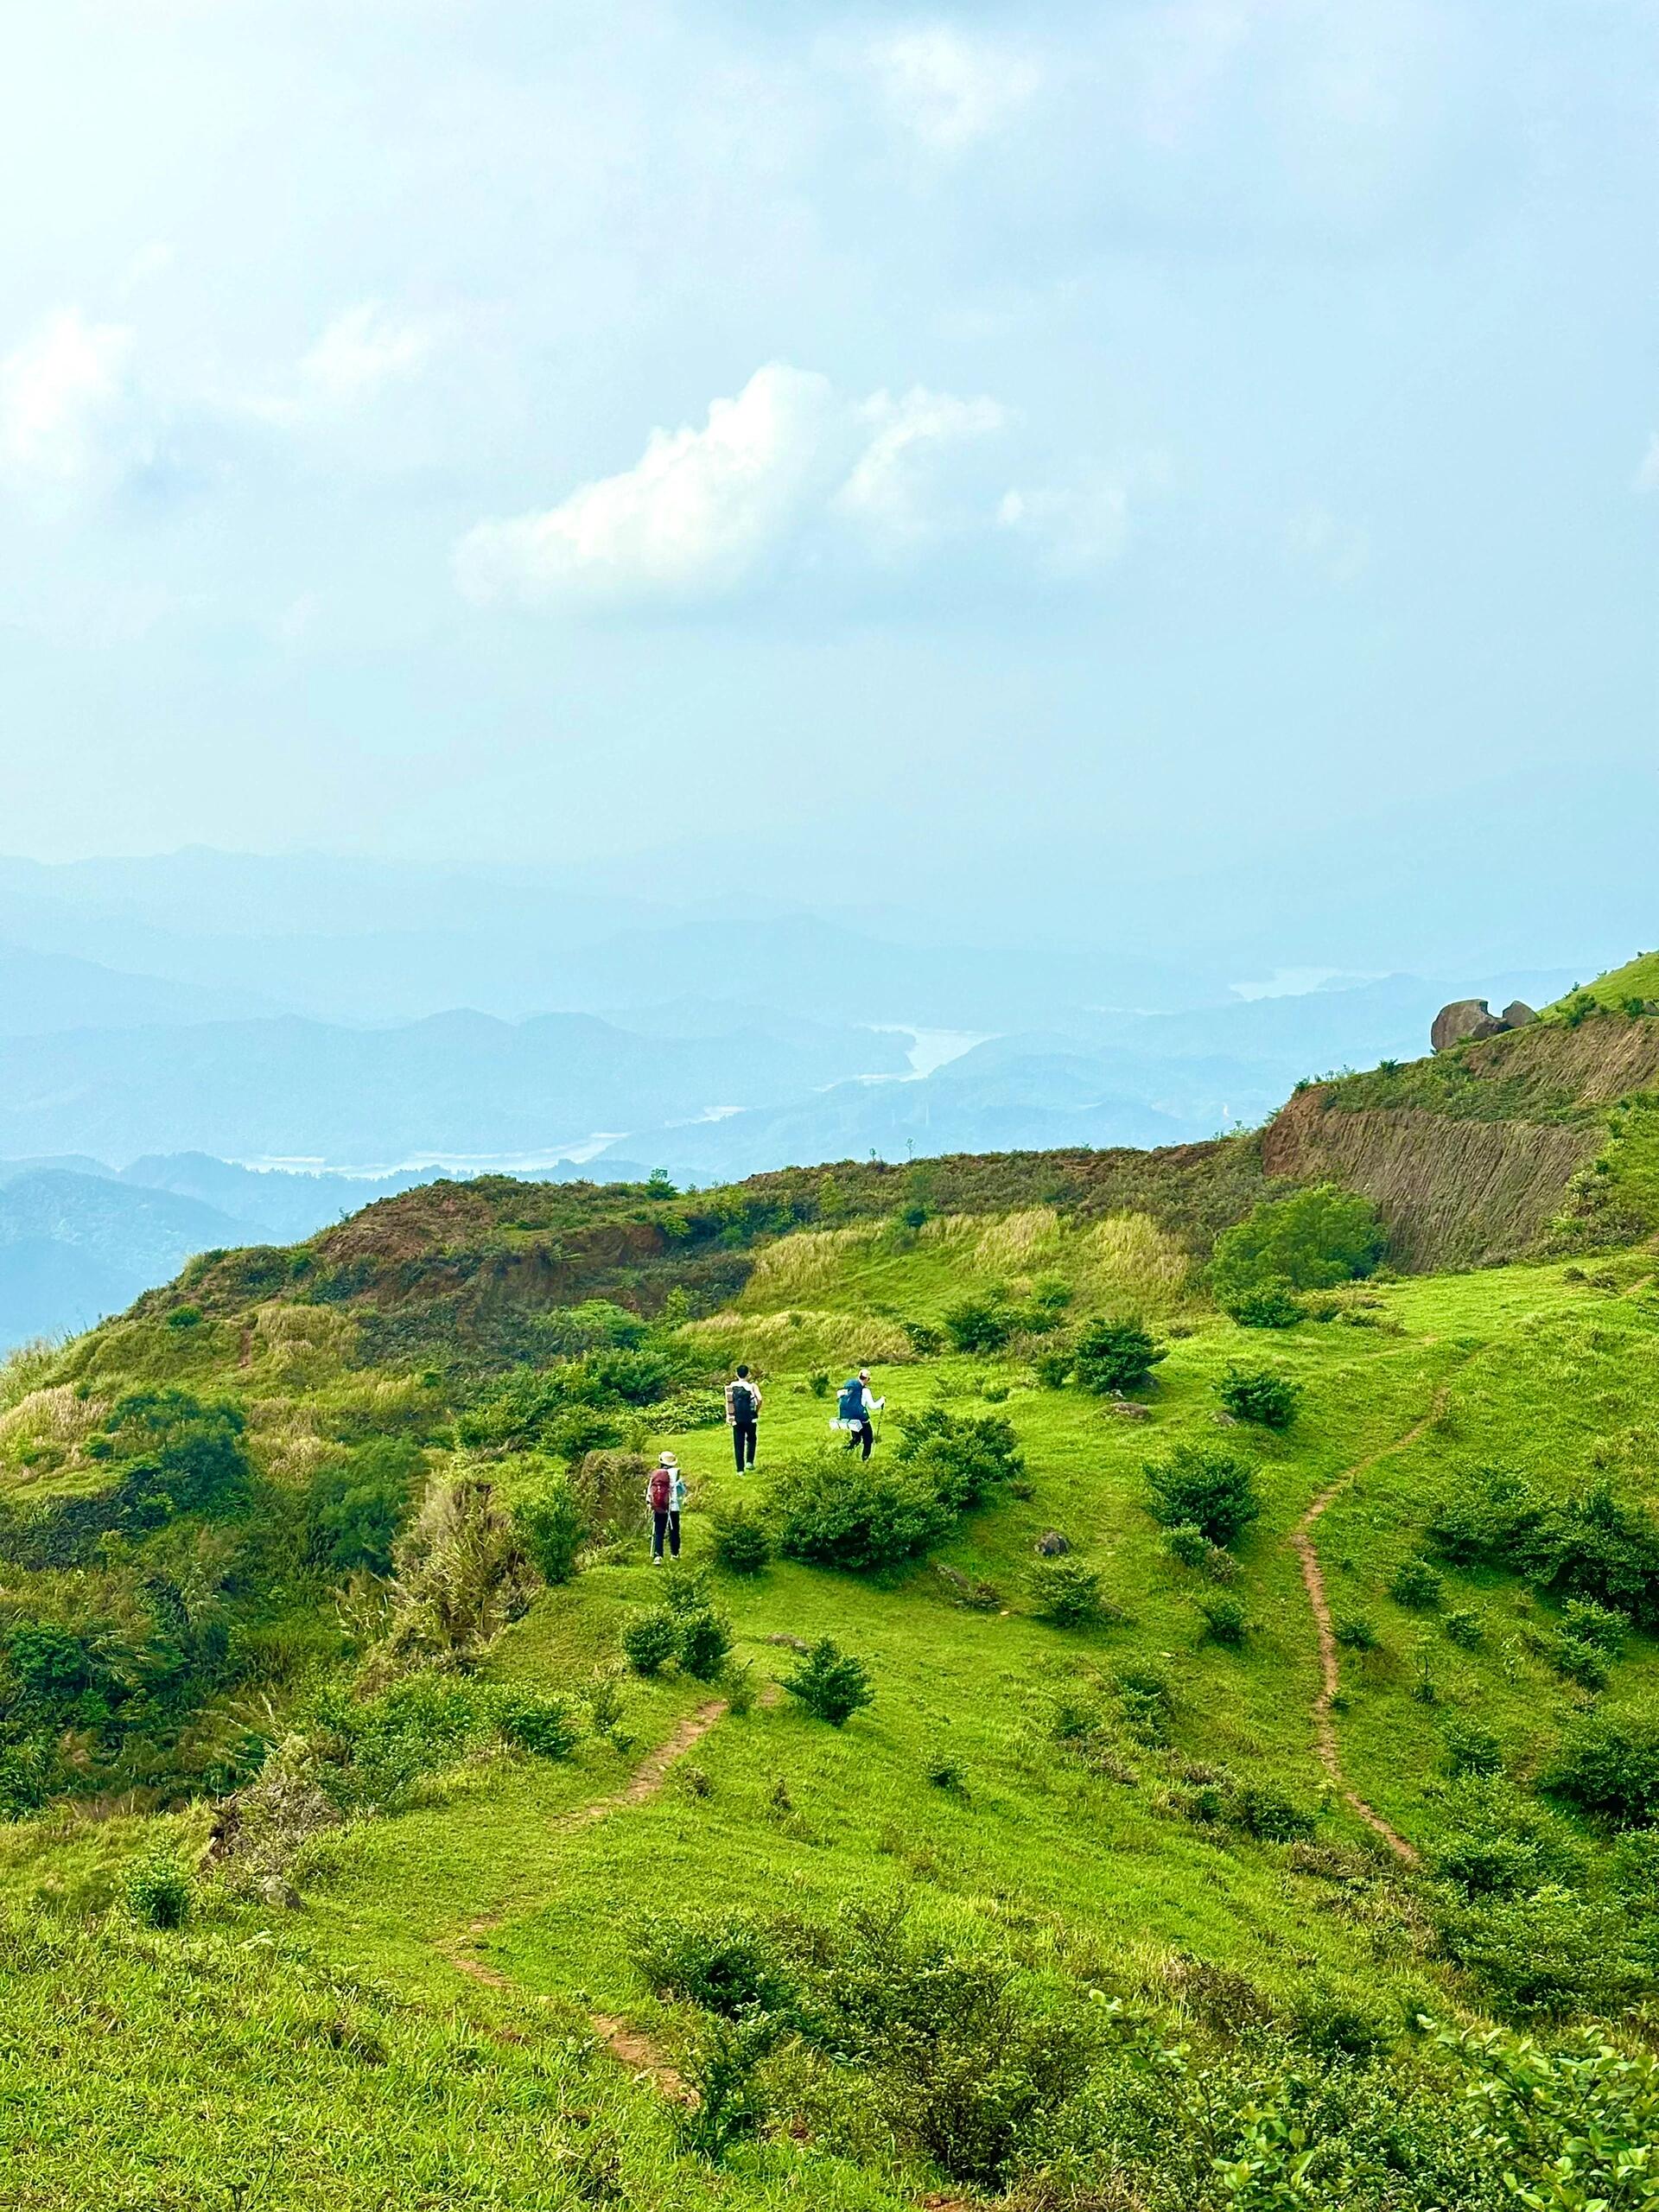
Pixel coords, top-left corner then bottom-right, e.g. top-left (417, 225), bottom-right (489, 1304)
top-left (646, 1451), bottom-right (684, 1562)
top-left (726, 1363), bottom-right (762, 1471)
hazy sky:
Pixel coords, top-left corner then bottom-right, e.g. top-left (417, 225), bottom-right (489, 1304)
top-left (1, 0), bottom-right (1654, 913)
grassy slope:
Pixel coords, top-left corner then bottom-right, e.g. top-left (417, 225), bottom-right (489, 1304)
top-left (3, 1206), bottom-right (1659, 2207)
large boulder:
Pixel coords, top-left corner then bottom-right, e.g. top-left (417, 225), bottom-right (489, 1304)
top-left (1432, 998), bottom-right (1509, 1052)
top-left (1500, 1001), bottom-right (1538, 1028)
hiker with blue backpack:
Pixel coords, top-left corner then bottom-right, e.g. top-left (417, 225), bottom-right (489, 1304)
top-left (836, 1368), bottom-right (885, 1460)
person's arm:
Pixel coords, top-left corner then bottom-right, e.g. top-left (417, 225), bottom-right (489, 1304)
top-left (752, 1382), bottom-right (763, 1413)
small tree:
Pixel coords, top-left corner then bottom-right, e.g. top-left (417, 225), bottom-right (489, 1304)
top-left (782, 1638), bottom-right (874, 1726)
top-left (1211, 1185), bottom-right (1385, 1308)
top-left (1144, 1442), bottom-right (1261, 1547)
top-left (1073, 1317), bottom-right (1166, 1395)
top-left (513, 1468), bottom-right (587, 1586)
top-left (1217, 1365), bottom-right (1302, 1429)
top-left (943, 1297), bottom-right (1016, 1354)
top-left (710, 1503), bottom-right (772, 1575)
top-left (1028, 1557), bottom-right (1119, 1629)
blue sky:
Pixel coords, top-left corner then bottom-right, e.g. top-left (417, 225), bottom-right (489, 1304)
top-left (0, 0), bottom-right (1653, 949)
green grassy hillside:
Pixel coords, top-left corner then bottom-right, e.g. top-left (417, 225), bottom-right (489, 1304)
top-left (5, 981), bottom-right (1659, 2209)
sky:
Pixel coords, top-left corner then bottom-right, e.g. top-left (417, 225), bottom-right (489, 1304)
top-left (0, 0), bottom-right (1654, 950)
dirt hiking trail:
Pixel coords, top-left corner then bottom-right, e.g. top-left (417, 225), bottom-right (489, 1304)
top-left (1290, 1395), bottom-right (1453, 1867)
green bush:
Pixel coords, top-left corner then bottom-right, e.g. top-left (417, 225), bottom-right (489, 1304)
top-left (1334, 1614), bottom-right (1379, 1651)
top-left (675, 2013), bottom-right (782, 2164)
top-left (943, 1296), bottom-right (1017, 1354)
top-left (1552, 1634), bottom-right (1610, 1690)
top-left (771, 1454), bottom-right (950, 1573)
top-left (1431, 1468), bottom-right (1659, 1628)
top-left (1389, 1556), bottom-right (1444, 1609)
top-left (901, 1319), bottom-right (944, 1356)
top-left (1027, 1557), bottom-right (1119, 1629)
top-left (1439, 1889), bottom-right (1641, 2017)
top-left (1217, 1364), bottom-right (1302, 1429)
top-left (121, 1849), bottom-right (193, 1929)
top-left (1228, 1278), bottom-right (1303, 1329)
top-left (1442, 1606), bottom-right (1484, 1649)
top-left (620, 1611), bottom-right (678, 1677)
top-left (1161, 1522), bottom-right (1238, 1580)
top-left (1144, 1442), bottom-right (1261, 1547)
top-left (892, 1406), bottom-right (1023, 1510)
top-left (1197, 1593), bottom-right (1248, 1646)
top-left (675, 1606), bottom-right (734, 1682)
top-left (493, 1690), bottom-right (579, 1760)
top-left (709, 1503), bottom-right (772, 1575)
top-left (635, 1915), bottom-right (798, 2019)
top-left (306, 1438), bottom-right (422, 1578)
top-left (1543, 1708), bottom-right (1659, 1827)
top-left (782, 1638), bottom-right (874, 1726)
top-left (1232, 1783), bottom-right (1315, 1840)
top-left (1441, 1716), bottom-right (1504, 1777)
top-left (1033, 1346), bottom-right (1072, 1389)
top-left (512, 1468), bottom-right (586, 1586)
top-left (1211, 1183), bottom-right (1385, 1308)
top-left (1072, 1316), bottom-right (1166, 1395)
top-left (1560, 1597), bottom-right (1628, 1654)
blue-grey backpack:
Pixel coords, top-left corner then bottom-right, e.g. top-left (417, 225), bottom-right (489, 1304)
top-left (837, 1378), bottom-right (863, 1423)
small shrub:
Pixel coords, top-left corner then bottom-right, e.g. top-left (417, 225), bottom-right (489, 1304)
top-left (1441, 1716), bottom-right (1504, 1777)
top-left (1145, 1441), bottom-right (1261, 1546)
top-left (1227, 1279), bottom-right (1302, 1329)
top-left (900, 1319), bottom-right (943, 1357)
top-left (943, 1296), bottom-right (1016, 1354)
top-left (925, 1752), bottom-right (967, 1792)
top-left (675, 1606), bottom-right (734, 1682)
top-left (1334, 1614), bottom-right (1379, 1651)
top-left (1560, 1597), bottom-right (1628, 1654)
top-left (771, 1453), bottom-right (950, 1573)
top-left (1211, 1184), bottom-right (1385, 1306)
top-left (1028, 1557), bottom-right (1120, 1629)
top-left (807, 1371), bottom-right (830, 1399)
top-left (621, 1611), bottom-right (678, 1677)
top-left (1551, 1633), bottom-right (1610, 1690)
top-left (1033, 1346), bottom-right (1072, 1389)
top-left (1216, 1364), bottom-right (1302, 1429)
top-left (1389, 1556), bottom-right (1444, 1610)
top-left (635, 1915), bottom-right (797, 2018)
top-left (709, 1504), bottom-right (772, 1575)
top-left (1197, 1593), bottom-right (1248, 1646)
top-left (1072, 1316), bottom-right (1166, 1395)
top-left (165, 1304), bottom-right (202, 1330)
top-left (514, 1471), bottom-right (586, 1586)
top-left (1234, 1783), bottom-right (1315, 1840)
top-left (675, 2014), bottom-right (782, 2164)
top-left (122, 1849), bottom-right (192, 1929)
top-left (1162, 1522), bottom-right (1238, 1581)
top-left (1442, 1606), bottom-right (1484, 1649)
top-left (782, 1638), bottom-right (874, 1726)
top-left (1544, 1708), bottom-right (1659, 1826)
top-left (1439, 1889), bottom-right (1640, 2017)
top-left (495, 1690), bottom-right (579, 1760)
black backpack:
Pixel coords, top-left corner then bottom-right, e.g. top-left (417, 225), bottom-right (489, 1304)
top-left (730, 1380), bottom-right (756, 1420)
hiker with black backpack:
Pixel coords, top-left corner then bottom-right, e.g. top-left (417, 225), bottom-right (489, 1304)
top-left (725, 1363), bottom-right (762, 1471)
top-left (836, 1368), bottom-right (885, 1461)
top-left (646, 1452), bottom-right (683, 1562)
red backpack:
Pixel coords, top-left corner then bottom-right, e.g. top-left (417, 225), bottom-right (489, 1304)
top-left (648, 1467), bottom-right (672, 1511)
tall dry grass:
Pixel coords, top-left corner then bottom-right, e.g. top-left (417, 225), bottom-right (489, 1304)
top-left (677, 1306), bottom-right (916, 1369)
top-left (971, 1207), bottom-right (1063, 1275)
top-left (743, 1224), bottom-right (887, 1306)
top-left (1073, 1212), bottom-right (1190, 1313)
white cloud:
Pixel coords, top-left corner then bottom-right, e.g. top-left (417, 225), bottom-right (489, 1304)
top-left (0, 308), bottom-right (139, 496)
top-left (248, 302), bottom-right (440, 427)
top-left (299, 302), bottom-right (435, 405)
top-left (456, 364), bottom-right (847, 608)
top-left (868, 26), bottom-right (1041, 150)
top-left (455, 361), bottom-right (1135, 613)
top-left (997, 478), bottom-right (1130, 574)
top-left (834, 386), bottom-right (1009, 550)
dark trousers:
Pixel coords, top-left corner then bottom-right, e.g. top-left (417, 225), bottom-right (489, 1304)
top-left (845, 1419), bottom-right (874, 1461)
top-left (732, 1419), bottom-right (758, 1471)
top-left (652, 1508), bottom-right (681, 1560)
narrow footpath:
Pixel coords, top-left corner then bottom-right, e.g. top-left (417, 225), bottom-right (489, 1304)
top-left (1289, 1395), bottom-right (1452, 1868)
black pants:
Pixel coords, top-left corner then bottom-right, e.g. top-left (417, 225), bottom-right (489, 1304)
top-left (732, 1419), bottom-right (757, 1471)
top-left (846, 1419), bottom-right (874, 1461)
top-left (652, 1509), bottom-right (681, 1560)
